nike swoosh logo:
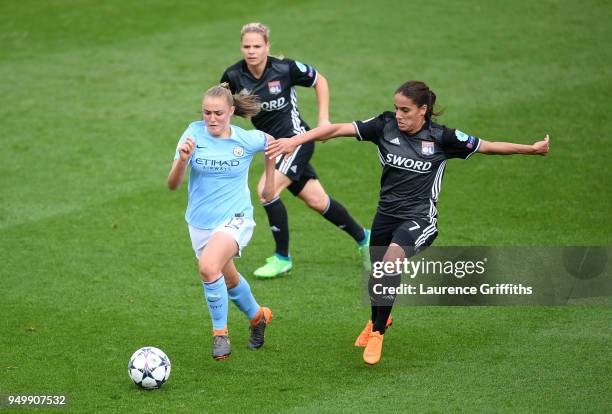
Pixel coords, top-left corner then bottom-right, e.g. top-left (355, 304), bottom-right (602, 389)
top-left (196, 145), bottom-right (206, 149)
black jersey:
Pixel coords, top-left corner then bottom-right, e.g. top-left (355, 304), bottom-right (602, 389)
top-left (353, 112), bottom-right (481, 221)
top-left (220, 57), bottom-right (318, 138)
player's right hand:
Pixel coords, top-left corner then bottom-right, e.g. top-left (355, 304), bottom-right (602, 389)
top-left (266, 138), bottom-right (297, 160)
top-left (178, 137), bottom-right (196, 161)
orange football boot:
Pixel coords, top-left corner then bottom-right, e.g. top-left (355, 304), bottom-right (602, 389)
top-left (354, 316), bottom-right (393, 347)
top-left (363, 331), bottom-right (384, 365)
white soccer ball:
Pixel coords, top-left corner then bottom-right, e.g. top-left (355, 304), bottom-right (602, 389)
top-left (128, 347), bottom-right (171, 390)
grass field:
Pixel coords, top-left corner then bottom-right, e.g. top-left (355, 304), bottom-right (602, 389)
top-left (1, 0), bottom-right (611, 412)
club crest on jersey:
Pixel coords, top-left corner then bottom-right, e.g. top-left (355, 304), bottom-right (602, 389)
top-left (268, 80), bottom-right (282, 95)
top-left (421, 141), bottom-right (435, 155)
top-left (233, 146), bottom-right (245, 157)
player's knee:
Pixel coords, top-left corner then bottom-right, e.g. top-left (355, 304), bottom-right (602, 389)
top-left (382, 245), bottom-right (407, 264)
top-left (199, 262), bottom-right (222, 282)
top-left (305, 193), bottom-right (328, 212)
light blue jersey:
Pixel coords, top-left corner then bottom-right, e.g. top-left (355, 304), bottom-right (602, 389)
top-left (174, 121), bottom-right (267, 229)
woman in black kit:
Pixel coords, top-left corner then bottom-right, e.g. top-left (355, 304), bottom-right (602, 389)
top-left (220, 22), bottom-right (370, 279)
top-left (267, 80), bottom-right (550, 365)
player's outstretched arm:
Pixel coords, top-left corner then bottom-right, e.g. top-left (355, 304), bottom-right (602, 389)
top-left (167, 137), bottom-right (195, 190)
top-left (266, 123), bottom-right (356, 159)
top-left (478, 134), bottom-right (550, 156)
top-left (261, 134), bottom-right (276, 202)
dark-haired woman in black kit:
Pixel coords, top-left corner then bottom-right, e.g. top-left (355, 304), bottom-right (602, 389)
top-left (267, 80), bottom-right (550, 365)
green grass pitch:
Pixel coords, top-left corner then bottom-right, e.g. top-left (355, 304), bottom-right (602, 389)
top-left (1, 0), bottom-right (611, 412)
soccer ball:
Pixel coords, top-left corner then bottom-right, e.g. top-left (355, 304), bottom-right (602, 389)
top-left (128, 347), bottom-right (171, 390)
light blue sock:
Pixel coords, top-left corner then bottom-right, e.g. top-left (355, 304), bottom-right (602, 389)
top-left (358, 228), bottom-right (370, 247)
top-left (227, 274), bottom-right (260, 321)
top-left (274, 253), bottom-right (291, 261)
top-left (202, 276), bottom-right (228, 331)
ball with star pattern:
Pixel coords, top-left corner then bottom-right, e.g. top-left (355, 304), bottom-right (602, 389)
top-left (128, 347), bottom-right (171, 390)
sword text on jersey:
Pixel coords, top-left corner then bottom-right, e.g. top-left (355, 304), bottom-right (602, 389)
top-left (385, 153), bottom-right (432, 172)
top-left (260, 97), bottom-right (287, 111)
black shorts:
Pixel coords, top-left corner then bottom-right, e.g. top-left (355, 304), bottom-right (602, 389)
top-left (275, 141), bottom-right (318, 196)
top-left (369, 211), bottom-right (438, 263)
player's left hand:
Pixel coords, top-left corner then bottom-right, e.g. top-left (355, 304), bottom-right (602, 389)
top-left (532, 134), bottom-right (550, 155)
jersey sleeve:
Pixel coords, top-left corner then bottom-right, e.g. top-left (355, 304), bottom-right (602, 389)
top-left (441, 127), bottom-right (481, 159)
top-left (352, 114), bottom-right (385, 144)
top-left (174, 124), bottom-right (194, 160)
top-left (248, 130), bottom-right (268, 153)
top-left (287, 59), bottom-right (318, 87)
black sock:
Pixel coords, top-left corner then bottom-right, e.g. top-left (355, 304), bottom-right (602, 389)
top-left (373, 306), bottom-right (393, 334)
top-left (262, 197), bottom-right (289, 258)
top-left (321, 197), bottom-right (365, 243)
top-left (371, 272), bottom-right (400, 333)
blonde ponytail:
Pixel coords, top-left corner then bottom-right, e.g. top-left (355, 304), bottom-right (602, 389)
top-left (204, 83), bottom-right (261, 119)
